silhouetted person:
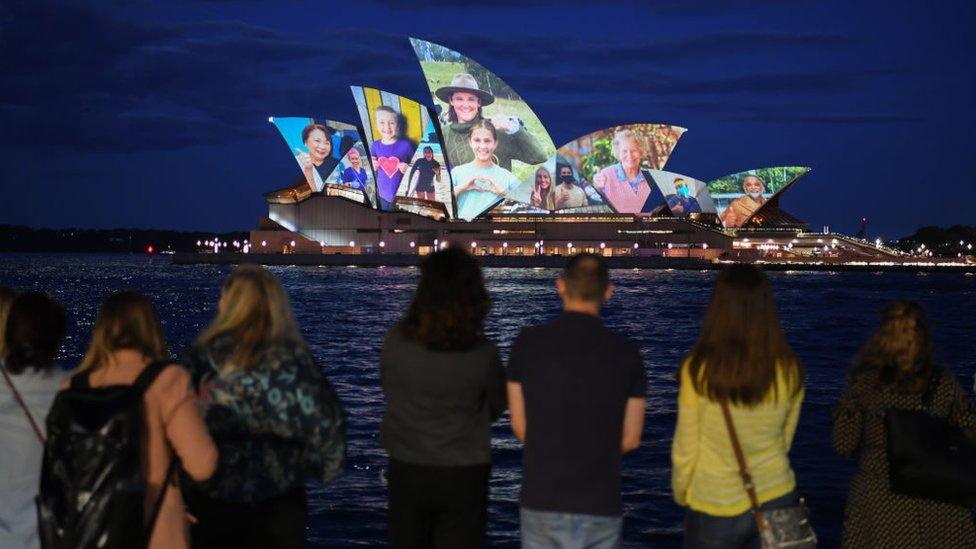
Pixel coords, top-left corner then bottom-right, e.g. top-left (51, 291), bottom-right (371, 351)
top-left (184, 265), bottom-right (346, 549)
top-left (508, 253), bottom-right (646, 548)
top-left (381, 247), bottom-right (505, 549)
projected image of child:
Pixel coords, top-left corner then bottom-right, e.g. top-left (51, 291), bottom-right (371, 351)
top-left (340, 147), bottom-right (369, 191)
top-left (370, 106), bottom-right (415, 210)
top-left (451, 119), bottom-right (520, 221)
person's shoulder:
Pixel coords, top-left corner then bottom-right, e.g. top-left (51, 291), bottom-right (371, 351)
top-left (146, 363), bottom-right (193, 402)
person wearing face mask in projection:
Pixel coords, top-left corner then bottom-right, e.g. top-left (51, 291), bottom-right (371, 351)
top-left (551, 163), bottom-right (587, 210)
top-left (664, 178), bottom-right (703, 216)
top-left (719, 174), bottom-right (768, 228)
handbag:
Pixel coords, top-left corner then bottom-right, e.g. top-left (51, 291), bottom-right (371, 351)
top-left (720, 400), bottom-right (817, 548)
top-left (885, 367), bottom-right (976, 507)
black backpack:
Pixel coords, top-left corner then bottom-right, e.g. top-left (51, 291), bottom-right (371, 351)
top-left (37, 361), bottom-right (175, 549)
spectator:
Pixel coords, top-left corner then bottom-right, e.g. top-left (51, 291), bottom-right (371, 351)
top-left (380, 247), bottom-right (506, 548)
top-left (672, 265), bottom-right (805, 549)
top-left (507, 253), bottom-right (646, 548)
top-left (40, 291), bottom-right (216, 549)
top-left (833, 301), bottom-right (976, 547)
top-left (0, 291), bottom-right (66, 549)
top-left (184, 264), bottom-right (346, 549)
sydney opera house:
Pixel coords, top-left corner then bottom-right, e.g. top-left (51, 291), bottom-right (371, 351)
top-left (247, 38), bottom-right (897, 263)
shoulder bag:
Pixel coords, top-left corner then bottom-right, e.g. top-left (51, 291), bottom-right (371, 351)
top-left (720, 400), bottom-right (817, 548)
top-left (885, 367), bottom-right (976, 506)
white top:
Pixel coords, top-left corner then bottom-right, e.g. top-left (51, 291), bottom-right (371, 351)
top-left (0, 365), bottom-right (66, 549)
top-left (452, 162), bottom-right (520, 221)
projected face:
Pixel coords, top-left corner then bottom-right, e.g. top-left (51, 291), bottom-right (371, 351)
top-left (536, 168), bottom-right (551, 189)
top-left (305, 128), bottom-right (332, 164)
top-left (450, 91), bottom-right (481, 123)
top-left (470, 127), bottom-right (497, 162)
top-left (347, 147), bottom-right (362, 169)
top-left (558, 165), bottom-right (575, 184)
top-left (376, 109), bottom-right (399, 142)
top-left (743, 175), bottom-right (765, 198)
top-left (615, 135), bottom-right (643, 173)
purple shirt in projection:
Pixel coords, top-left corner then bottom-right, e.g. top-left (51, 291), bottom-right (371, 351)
top-left (370, 139), bottom-right (415, 209)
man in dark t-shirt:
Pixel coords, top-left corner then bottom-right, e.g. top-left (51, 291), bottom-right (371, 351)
top-left (406, 146), bottom-right (441, 202)
top-left (507, 253), bottom-right (646, 548)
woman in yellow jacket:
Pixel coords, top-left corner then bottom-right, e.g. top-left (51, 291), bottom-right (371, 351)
top-left (671, 265), bottom-right (805, 548)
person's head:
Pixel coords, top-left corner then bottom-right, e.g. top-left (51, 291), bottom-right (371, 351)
top-left (853, 301), bottom-right (932, 392)
top-left (556, 163), bottom-right (575, 186)
top-left (468, 118), bottom-right (498, 163)
top-left (611, 130), bottom-right (644, 172)
top-left (435, 73), bottom-right (495, 123)
top-left (347, 147), bottom-right (362, 168)
top-left (742, 175), bottom-right (765, 198)
top-left (0, 286), bottom-right (17, 360)
top-left (685, 265), bottom-right (801, 406)
top-left (402, 247), bottom-right (490, 351)
top-left (197, 264), bottom-right (305, 371)
top-left (301, 123), bottom-right (333, 163)
top-left (3, 292), bottom-right (66, 374)
top-left (674, 178), bottom-right (690, 197)
top-left (374, 106), bottom-right (400, 142)
top-left (79, 291), bottom-right (166, 373)
top-left (557, 253), bottom-right (613, 313)
top-left (423, 146), bottom-right (434, 160)
top-left (535, 167), bottom-right (552, 190)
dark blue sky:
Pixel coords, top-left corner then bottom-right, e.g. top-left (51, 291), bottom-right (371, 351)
top-left (1, 0), bottom-right (973, 239)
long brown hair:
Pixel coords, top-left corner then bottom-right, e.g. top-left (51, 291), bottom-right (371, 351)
top-left (852, 301), bottom-right (932, 393)
top-left (195, 264), bottom-right (306, 371)
top-left (684, 265), bottom-right (801, 406)
top-left (402, 247), bottom-right (490, 351)
top-left (79, 291), bottom-right (168, 372)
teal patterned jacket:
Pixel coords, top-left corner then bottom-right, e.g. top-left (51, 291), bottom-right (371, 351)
top-left (185, 336), bottom-right (346, 503)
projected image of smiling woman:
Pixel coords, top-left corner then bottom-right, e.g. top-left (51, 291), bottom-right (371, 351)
top-left (294, 123), bottom-right (338, 192)
top-left (450, 119), bottom-right (520, 221)
top-left (436, 73), bottom-right (546, 171)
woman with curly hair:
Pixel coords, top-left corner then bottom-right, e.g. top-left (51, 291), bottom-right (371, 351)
top-left (833, 301), bottom-right (976, 548)
top-left (380, 247), bottom-right (506, 548)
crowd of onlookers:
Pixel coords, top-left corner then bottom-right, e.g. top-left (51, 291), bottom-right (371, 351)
top-left (1, 250), bottom-right (974, 548)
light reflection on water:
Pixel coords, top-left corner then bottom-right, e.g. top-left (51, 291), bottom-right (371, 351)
top-left (2, 254), bottom-right (975, 548)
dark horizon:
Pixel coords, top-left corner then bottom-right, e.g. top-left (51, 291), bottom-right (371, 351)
top-left (1, 0), bottom-right (974, 239)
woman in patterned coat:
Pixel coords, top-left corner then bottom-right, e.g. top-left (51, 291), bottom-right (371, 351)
top-left (184, 264), bottom-right (347, 549)
top-left (833, 301), bottom-right (976, 548)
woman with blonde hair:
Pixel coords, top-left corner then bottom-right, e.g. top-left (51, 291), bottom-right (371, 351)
top-left (833, 301), bottom-right (976, 547)
top-left (37, 291), bottom-right (216, 549)
top-left (672, 265), bottom-right (807, 548)
top-left (184, 264), bottom-right (346, 549)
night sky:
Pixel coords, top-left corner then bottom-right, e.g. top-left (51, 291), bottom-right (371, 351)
top-left (2, 0), bottom-right (973, 239)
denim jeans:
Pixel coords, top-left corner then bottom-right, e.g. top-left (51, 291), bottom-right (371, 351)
top-left (682, 491), bottom-right (799, 549)
top-left (520, 507), bottom-right (622, 549)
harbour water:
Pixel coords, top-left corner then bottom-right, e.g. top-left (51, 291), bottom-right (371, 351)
top-left (2, 254), bottom-right (975, 547)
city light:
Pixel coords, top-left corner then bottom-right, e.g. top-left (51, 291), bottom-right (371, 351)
top-left (379, 241), bottom-right (386, 248)
top-left (471, 241), bottom-right (477, 248)
top-left (409, 241), bottom-right (415, 248)
top-left (349, 241), bottom-right (356, 247)
top-left (599, 242), bottom-right (606, 249)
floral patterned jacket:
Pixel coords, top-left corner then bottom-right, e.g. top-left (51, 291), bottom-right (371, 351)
top-left (185, 336), bottom-right (346, 503)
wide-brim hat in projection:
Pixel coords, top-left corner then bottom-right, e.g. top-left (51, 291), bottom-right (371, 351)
top-left (434, 73), bottom-right (495, 106)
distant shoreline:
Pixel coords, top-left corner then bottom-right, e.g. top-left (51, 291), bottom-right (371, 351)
top-left (172, 252), bottom-right (976, 273)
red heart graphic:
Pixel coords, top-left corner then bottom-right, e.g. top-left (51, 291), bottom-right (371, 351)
top-left (376, 156), bottom-right (401, 178)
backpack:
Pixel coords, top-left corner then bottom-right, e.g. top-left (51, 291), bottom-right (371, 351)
top-left (37, 361), bottom-right (175, 549)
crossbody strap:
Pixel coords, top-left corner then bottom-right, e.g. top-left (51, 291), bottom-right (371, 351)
top-left (0, 360), bottom-right (46, 445)
top-left (719, 400), bottom-right (768, 530)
